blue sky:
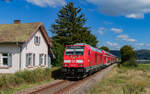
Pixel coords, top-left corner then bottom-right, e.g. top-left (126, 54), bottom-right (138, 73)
top-left (1, 0), bottom-right (150, 50)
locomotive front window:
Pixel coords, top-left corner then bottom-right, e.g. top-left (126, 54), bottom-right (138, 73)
top-left (65, 46), bottom-right (84, 55)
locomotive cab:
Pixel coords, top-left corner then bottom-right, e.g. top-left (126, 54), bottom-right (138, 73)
top-left (62, 45), bottom-right (90, 78)
top-left (63, 46), bottom-right (85, 67)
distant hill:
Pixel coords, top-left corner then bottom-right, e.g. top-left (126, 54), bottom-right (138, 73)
top-left (110, 50), bottom-right (121, 57)
top-left (110, 49), bottom-right (150, 60)
top-left (136, 49), bottom-right (150, 60)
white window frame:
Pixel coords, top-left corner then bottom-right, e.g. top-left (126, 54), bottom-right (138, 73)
top-left (39, 54), bottom-right (46, 66)
top-left (0, 53), bottom-right (11, 67)
top-left (26, 53), bottom-right (35, 67)
top-left (34, 36), bottom-right (40, 46)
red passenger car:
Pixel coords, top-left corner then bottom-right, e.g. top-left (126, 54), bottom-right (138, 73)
top-left (62, 43), bottom-right (116, 78)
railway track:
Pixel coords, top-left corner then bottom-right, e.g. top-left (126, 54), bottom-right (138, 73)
top-left (30, 80), bottom-right (72, 94)
top-left (17, 64), bottom-right (115, 94)
top-left (55, 64), bottom-right (115, 94)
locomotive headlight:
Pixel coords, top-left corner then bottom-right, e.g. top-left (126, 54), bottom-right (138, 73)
top-left (63, 64), bottom-right (69, 67)
top-left (78, 64), bottom-right (83, 67)
top-left (64, 60), bottom-right (71, 63)
top-left (76, 60), bottom-right (83, 63)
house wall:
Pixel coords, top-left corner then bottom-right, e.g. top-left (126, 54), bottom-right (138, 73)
top-left (0, 46), bottom-right (20, 73)
top-left (21, 29), bottom-right (50, 70)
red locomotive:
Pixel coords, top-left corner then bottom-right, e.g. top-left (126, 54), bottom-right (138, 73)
top-left (62, 43), bottom-right (117, 78)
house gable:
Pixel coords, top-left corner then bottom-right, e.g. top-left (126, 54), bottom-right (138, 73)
top-left (21, 28), bottom-right (49, 69)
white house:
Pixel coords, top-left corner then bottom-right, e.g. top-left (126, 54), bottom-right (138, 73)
top-left (0, 20), bottom-right (55, 73)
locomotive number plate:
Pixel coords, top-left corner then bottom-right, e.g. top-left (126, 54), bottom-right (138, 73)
top-left (72, 60), bottom-right (75, 63)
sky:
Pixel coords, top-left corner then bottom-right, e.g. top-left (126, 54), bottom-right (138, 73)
top-left (0, 0), bottom-right (150, 50)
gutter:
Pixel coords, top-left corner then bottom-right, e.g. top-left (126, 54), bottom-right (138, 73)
top-left (0, 42), bottom-right (24, 44)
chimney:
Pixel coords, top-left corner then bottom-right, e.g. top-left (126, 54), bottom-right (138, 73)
top-left (14, 20), bottom-right (21, 24)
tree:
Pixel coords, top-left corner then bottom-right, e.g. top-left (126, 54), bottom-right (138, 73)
top-left (51, 2), bottom-right (98, 47)
top-left (51, 40), bottom-right (65, 66)
top-left (100, 46), bottom-right (110, 52)
top-left (120, 45), bottom-right (137, 66)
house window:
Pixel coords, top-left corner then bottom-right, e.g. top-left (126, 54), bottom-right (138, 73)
top-left (39, 54), bottom-right (46, 66)
top-left (3, 54), bottom-right (8, 65)
top-left (26, 53), bottom-right (35, 67)
top-left (0, 53), bottom-right (12, 67)
top-left (34, 36), bottom-right (40, 45)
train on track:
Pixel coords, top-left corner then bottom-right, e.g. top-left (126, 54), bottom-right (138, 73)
top-left (62, 43), bottom-right (117, 78)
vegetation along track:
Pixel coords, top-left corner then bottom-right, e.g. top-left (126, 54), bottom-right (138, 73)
top-left (16, 64), bottom-right (115, 94)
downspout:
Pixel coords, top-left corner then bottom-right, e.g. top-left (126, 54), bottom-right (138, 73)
top-left (16, 42), bottom-right (22, 71)
top-left (19, 46), bottom-right (22, 70)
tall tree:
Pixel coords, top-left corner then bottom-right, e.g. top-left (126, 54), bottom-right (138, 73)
top-left (100, 46), bottom-right (110, 52)
top-left (51, 2), bottom-right (98, 47)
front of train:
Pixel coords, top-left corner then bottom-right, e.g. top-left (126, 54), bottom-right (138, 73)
top-left (62, 43), bottom-right (89, 78)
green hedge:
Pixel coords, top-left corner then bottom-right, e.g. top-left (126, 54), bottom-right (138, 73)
top-left (0, 68), bottom-right (55, 90)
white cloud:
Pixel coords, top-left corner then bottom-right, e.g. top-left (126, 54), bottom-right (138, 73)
top-left (111, 28), bottom-right (123, 33)
top-left (116, 34), bottom-right (136, 42)
top-left (98, 27), bottom-right (105, 35)
top-left (87, 0), bottom-right (150, 19)
top-left (136, 43), bottom-right (150, 47)
top-left (117, 34), bottom-right (128, 39)
top-left (104, 21), bottom-right (113, 25)
top-left (106, 41), bottom-right (118, 47)
top-left (146, 44), bottom-right (150, 46)
top-left (127, 39), bottom-right (136, 42)
top-left (98, 27), bottom-right (123, 35)
top-left (136, 43), bottom-right (145, 46)
top-left (106, 41), bottom-right (120, 49)
top-left (126, 13), bottom-right (144, 19)
top-left (26, 0), bottom-right (65, 7)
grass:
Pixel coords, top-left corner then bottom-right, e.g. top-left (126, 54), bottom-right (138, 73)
top-left (0, 67), bottom-right (60, 94)
top-left (0, 80), bottom-right (53, 94)
top-left (88, 64), bottom-right (150, 94)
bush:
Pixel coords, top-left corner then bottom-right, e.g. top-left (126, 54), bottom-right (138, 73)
top-left (0, 74), bottom-right (24, 89)
top-left (123, 58), bottom-right (138, 67)
top-left (120, 45), bottom-right (137, 67)
top-left (15, 68), bottom-right (52, 83)
top-left (0, 68), bottom-right (54, 90)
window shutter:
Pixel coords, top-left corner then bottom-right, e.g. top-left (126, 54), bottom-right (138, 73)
top-left (39, 37), bottom-right (41, 44)
top-left (8, 53), bottom-right (12, 67)
top-left (26, 54), bottom-right (28, 67)
top-left (0, 54), bottom-right (2, 66)
top-left (34, 37), bottom-right (36, 44)
top-left (33, 54), bottom-right (35, 66)
top-left (44, 55), bottom-right (46, 65)
top-left (39, 54), bottom-right (41, 65)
